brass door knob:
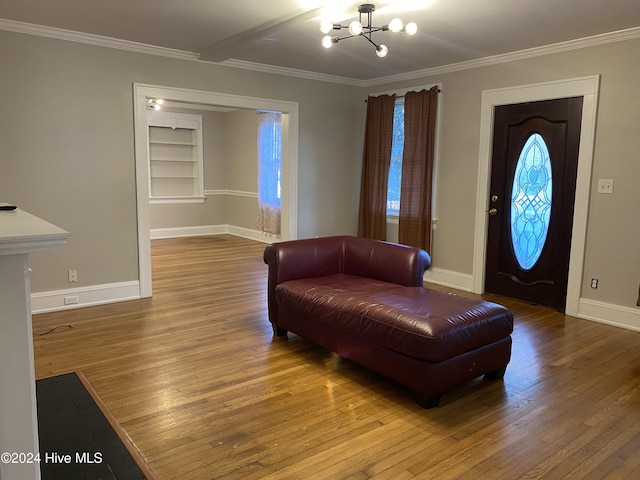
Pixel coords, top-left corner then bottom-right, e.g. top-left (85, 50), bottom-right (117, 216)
top-left (488, 208), bottom-right (498, 216)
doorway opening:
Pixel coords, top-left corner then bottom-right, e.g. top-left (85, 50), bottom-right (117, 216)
top-left (133, 84), bottom-right (299, 298)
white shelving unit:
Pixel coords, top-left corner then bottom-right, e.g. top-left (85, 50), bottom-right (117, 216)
top-left (147, 111), bottom-right (204, 203)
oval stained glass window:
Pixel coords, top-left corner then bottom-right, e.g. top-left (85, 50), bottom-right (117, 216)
top-left (510, 133), bottom-right (552, 270)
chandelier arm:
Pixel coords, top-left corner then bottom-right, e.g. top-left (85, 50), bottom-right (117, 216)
top-left (332, 29), bottom-right (384, 47)
top-left (333, 33), bottom-right (359, 42)
top-left (362, 34), bottom-right (381, 50)
top-left (333, 26), bottom-right (384, 33)
top-left (363, 26), bottom-right (384, 43)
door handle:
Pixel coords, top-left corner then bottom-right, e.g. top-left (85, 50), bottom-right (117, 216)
top-left (488, 208), bottom-right (498, 216)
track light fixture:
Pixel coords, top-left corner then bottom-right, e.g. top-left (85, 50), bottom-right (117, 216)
top-left (320, 3), bottom-right (417, 58)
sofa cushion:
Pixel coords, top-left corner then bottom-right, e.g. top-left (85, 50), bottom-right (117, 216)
top-left (275, 273), bottom-right (513, 362)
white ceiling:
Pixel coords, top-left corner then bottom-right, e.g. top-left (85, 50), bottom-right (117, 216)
top-left (2, 0), bottom-right (640, 81)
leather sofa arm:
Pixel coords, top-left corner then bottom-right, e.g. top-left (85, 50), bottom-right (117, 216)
top-left (263, 236), bottom-right (344, 284)
top-left (263, 236), bottom-right (346, 331)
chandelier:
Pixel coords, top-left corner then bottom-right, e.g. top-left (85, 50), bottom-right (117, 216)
top-left (320, 3), bottom-right (417, 58)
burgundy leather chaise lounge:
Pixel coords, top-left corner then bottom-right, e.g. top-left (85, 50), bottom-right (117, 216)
top-left (263, 235), bottom-right (513, 408)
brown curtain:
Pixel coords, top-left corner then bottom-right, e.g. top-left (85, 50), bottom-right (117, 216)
top-left (357, 94), bottom-right (396, 240)
top-left (398, 86), bottom-right (439, 251)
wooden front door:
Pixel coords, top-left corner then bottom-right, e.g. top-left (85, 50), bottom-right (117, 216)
top-left (485, 97), bottom-right (583, 311)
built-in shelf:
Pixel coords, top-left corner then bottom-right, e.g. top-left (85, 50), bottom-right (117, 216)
top-left (149, 141), bottom-right (197, 146)
top-left (147, 111), bottom-right (204, 202)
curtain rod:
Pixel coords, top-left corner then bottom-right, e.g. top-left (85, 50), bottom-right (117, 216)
top-left (365, 88), bottom-right (441, 102)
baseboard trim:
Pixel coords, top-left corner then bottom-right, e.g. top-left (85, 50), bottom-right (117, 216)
top-left (423, 267), bottom-right (474, 292)
top-left (577, 298), bottom-right (640, 332)
top-left (31, 281), bottom-right (141, 314)
top-left (150, 225), bottom-right (277, 243)
top-left (225, 225), bottom-right (278, 244)
top-left (150, 225), bottom-right (227, 239)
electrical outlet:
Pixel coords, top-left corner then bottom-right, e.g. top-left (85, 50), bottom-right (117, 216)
top-left (68, 269), bottom-right (78, 283)
top-left (597, 179), bottom-right (614, 194)
top-left (64, 296), bottom-right (79, 305)
top-left (591, 278), bottom-right (598, 289)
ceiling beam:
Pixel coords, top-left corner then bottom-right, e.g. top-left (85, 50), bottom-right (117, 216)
top-left (198, 7), bottom-right (322, 62)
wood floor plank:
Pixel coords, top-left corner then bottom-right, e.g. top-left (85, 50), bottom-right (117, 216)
top-left (32, 235), bottom-right (640, 479)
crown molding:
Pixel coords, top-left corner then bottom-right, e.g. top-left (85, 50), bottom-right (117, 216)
top-left (0, 18), bottom-right (199, 61)
top-left (363, 26), bottom-right (640, 87)
top-left (2, 19), bottom-right (639, 87)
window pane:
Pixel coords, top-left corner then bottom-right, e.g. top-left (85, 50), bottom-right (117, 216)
top-left (257, 112), bottom-right (282, 206)
top-left (387, 102), bottom-right (404, 215)
top-left (510, 133), bottom-right (552, 270)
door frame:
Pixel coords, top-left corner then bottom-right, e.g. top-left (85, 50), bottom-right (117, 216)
top-left (133, 83), bottom-right (299, 298)
top-left (472, 75), bottom-right (600, 316)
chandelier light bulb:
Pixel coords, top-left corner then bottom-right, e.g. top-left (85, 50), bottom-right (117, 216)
top-left (405, 22), bottom-right (418, 36)
top-left (319, 20), bottom-right (333, 34)
top-left (348, 20), bottom-right (363, 36)
top-left (319, 4), bottom-right (416, 57)
top-left (388, 18), bottom-right (403, 33)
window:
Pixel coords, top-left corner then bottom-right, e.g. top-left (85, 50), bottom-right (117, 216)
top-left (387, 98), bottom-right (404, 216)
top-left (511, 133), bottom-right (552, 270)
top-left (147, 111), bottom-right (204, 204)
top-left (256, 111), bottom-right (282, 235)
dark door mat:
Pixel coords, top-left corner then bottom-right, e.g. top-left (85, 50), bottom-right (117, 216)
top-left (36, 372), bottom-right (148, 480)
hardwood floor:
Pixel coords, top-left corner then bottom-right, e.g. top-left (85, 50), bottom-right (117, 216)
top-left (33, 235), bottom-right (640, 479)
